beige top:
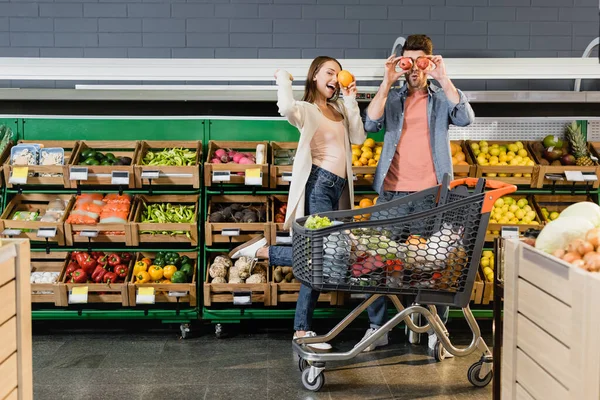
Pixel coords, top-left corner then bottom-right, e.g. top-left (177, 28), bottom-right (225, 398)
top-left (310, 116), bottom-right (347, 179)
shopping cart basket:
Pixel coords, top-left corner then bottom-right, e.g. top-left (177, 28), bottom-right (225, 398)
top-left (291, 176), bottom-right (516, 392)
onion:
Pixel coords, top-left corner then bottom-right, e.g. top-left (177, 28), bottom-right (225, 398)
top-left (552, 249), bottom-right (566, 259)
top-left (567, 239), bottom-right (585, 254)
top-left (562, 251), bottom-right (582, 263)
top-left (583, 251), bottom-right (600, 264)
top-left (585, 255), bottom-right (600, 272)
top-left (586, 228), bottom-right (600, 249)
top-left (578, 241), bottom-right (595, 256)
top-left (572, 259), bottom-right (586, 269)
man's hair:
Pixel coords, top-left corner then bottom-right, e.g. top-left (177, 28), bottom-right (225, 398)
top-left (402, 35), bottom-right (433, 55)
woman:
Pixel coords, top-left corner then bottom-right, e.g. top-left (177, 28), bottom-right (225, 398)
top-left (229, 56), bottom-right (365, 350)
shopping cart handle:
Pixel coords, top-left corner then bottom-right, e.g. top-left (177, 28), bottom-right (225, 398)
top-left (450, 178), bottom-right (517, 213)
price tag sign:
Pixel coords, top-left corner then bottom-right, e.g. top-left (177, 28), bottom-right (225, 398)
top-left (2, 229), bottom-right (22, 236)
top-left (501, 226), bottom-right (519, 239)
top-left (37, 227), bottom-right (57, 238)
top-left (353, 174), bottom-right (358, 181)
top-left (222, 228), bottom-right (240, 237)
top-left (233, 290), bottom-right (252, 305)
top-left (69, 167), bottom-right (88, 181)
top-left (9, 166), bottom-right (28, 185)
top-left (282, 172), bottom-right (293, 182)
top-left (136, 287), bottom-right (155, 304)
top-left (141, 170), bottom-right (160, 180)
top-left (276, 232), bottom-right (292, 245)
top-left (111, 171), bottom-right (129, 185)
top-left (69, 286), bottom-right (89, 304)
top-left (583, 173), bottom-right (598, 182)
top-left (565, 170), bottom-right (585, 182)
top-left (212, 171), bottom-right (231, 182)
top-left (80, 230), bottom-right (99, 238)
top-left (245, 168), bottom-right (263, 186)
top-left (168, 291), bottom-right (188, 297)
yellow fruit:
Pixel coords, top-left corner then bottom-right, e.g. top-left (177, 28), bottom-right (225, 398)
top-left (490, 148), bottom-right (500, 156)
top-left (352, 144), bottom-right (360, 150)
top-left (486, 173), bottom-right (497, 177)
top-left (364, 138), bottom-right (375, 148)
top-left (368, 159), bottom-right (377, 166)
top-left (364, 174), bottom-right (373, 179)
top-left (524, 173), bottom-right (531, 177)
top-left (481, 258), bottom-right (490, 268)
top-left (483, 266), bottom-right (493, 276)
top-left (353, 160), bottom-right (363, 167)
top-left (359, 198), bottom-right (373, 208)
top-left (516, 141), bottom-right (524, 150)
top-left (373, 196), bottom-right (378, 205)
top-left (479, 140), bottom-right (488, 148)
top-left (518, 149), bottom-right (528, 157)
top-left (361, 146), bottom-right (371, 153)
top-left (513, 173), bottom-right (522, 177)
top-left (352, 155), bottom-right (359, 162)
top-left (374, 154), bottom-right (380, 161)
top-left (471, 143), bottom-right (480, 151)
top-left (375, 147), bottom-right (383, 155)
top-left (359, 157), bottom-right (368, 165)
top-left (362, 150), bottom-right (374, 160)
top-left (498, 173), bottom-right (508, 177)
top-left (508, 144), bottom-right (518, 153)
top-left (352, 148), bottom-right (362, 157)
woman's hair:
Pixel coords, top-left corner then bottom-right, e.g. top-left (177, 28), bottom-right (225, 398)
top-left (402, 34), bottom-right (433, 55)
top-left (302, 56), bottom-right (343, 103)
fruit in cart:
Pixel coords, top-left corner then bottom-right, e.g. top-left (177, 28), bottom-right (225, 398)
top-left (305, 215), bottom-right (332, 229)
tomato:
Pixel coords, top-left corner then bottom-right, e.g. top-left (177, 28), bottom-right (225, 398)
top-left (416, 57), bottom-right (431, 70)
top-left (399, 57), bottom-right (413, 71)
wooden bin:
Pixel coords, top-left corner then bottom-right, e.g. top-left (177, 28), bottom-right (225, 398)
top-left (0, 140), bottom-right (14, 188)
top-left (270, 142), bottom-right (296, 188)
top-left (68, 140), bottom-right (138, 188)
top-left (470, 271), bottom-right (484, 305)
top-left (270, 266), bottom-right (341, 306)
top-left (485, 195), bottom-right (542, 242)
top-left (270, 195), bottom-right (289, 246)
top-left (451, 140), bottom-right (475, 178)
top-left (0, 194), bottom-right (74, 246)
top-left (530, 142), bottom-right (600, 189)
top-left (131, 194), bottom-right (199, 246)
top-left (206, 194), bottom-right (270, 246)
top-left (204, 140), bottom-right (269, 188)
top-left (533, 194), bottom-right (595, 224)
top-left (30, 251), bottom-right (69, 306)
top-left (60, 255), bottom-right (133, 306)
top-left (204, 254), bottom-right (271, 306)
top-left (352, 141), bottom-right (382, 187)
top-left (4, 140), bottom-right (79, 189)
top-left (128, 251), bottom-right (197, 307)
top-left (466, 140), bottom-right (537, 187)
top-left (134, 140), bottom-right (202, 189)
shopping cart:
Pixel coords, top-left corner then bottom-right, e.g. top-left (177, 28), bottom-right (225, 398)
top-left (291, 175), bottom-right (516, 392)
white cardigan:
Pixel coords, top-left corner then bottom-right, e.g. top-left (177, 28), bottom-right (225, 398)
top-left (275, 70), bottom-right (366, 230)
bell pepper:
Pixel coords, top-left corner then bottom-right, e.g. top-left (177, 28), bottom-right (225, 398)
top-left (114, 264), bottom-right (129, 280)
top-left (148, 265), bottom-right (164, 281)
top-left (70, 251), bottom-right (82, 262)
top-left (179, 255), bottom-right (191, 266)
top-left (163, 265), bottom-right (177, 280)
top-left (120, 252), bottom-right (133, 263)
top-left (133, 261), bottom-right (148, 276)
top-left (140, 258), bottom-right (152, 267)
top-left (107, 253), bottom-right (121, 267)
top-left (70, 269), bottom-right (88, 284)
top-left (91, 251), bottom-right (105, 260)
top-left (179, 263), bottom-right (193, 278)
top-left (76, 253), bottom-right (97, 275)
top-left (96, 254), bottom-right (108, 268)
top-left (164, 252), bottom-right (181, 267)
top-left (153, 257), bottom-right (165, 267)
top-left (170, 271), bottom-right (187, 283)
top-left (135, 271), bottom-right (150, 284)
top-left (156, 251), bottom-right (165, 259)
top-left (103, 271), bottom-right (118, 284)
top-left (160, 279), bottom-right (171, 284)
top-left (65, 261), bottom-right (79, 280)
top-left (92, 265), bottom-right (107, 283)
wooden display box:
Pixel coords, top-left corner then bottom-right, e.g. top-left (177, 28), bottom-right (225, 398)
top-left (352, 141), bottom-right (382, 187)
top-left (131, 194), bottom-right (199, 246)
top-left (270, 266), bottom-right (341, 306)
top-left (204, 140), bottom-right (269, 188)
top-left (466, 140), bottom-right (537, 187)
top-left (532, 194), bottom-right (595, 224)
top-left (204, 254), bottom-right (270, 306)
top-left (0, 194), bottom-right (73, 246)
top-left (451, 140), bottom-right (476, 178)
top-left (205, 194), bottom-right (270, 247)
top-left (270, 141), bottom-right (296, 188)
top-left (68, 140), bottom-right (137, 188)
top-left (4, 140), bottom-right (78, 189)
top-left (0, 140), bottom-right (14, 188)
top-left (530, 142), bottom-right (600, 189)
top-left (270, 195), bottom-right (289, 246)
top-left (60, 255), bottom-right (134, 306)
top-left (134, 140), bottom-right (202, 188)
top-left (30, 251), bottom-right (69, 306)
top-left (128, 251), bottom-right (197, 307)
top-left (485, 195), bottom-right (542, 242)
top-left (470, 271), bottom-right (484, 305)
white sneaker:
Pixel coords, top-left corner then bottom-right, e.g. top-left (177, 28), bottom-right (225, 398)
top-left (429, 333), bottom-right (454, 358)
top-left (293, 331), bottom-right (332, 351)
top-left (359, 327), bottom-right (389, 352)
top-left (228, 236), bottom-right (268, 259)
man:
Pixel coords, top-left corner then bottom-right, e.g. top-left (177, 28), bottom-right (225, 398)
top-left (360, 34), bottom-right (475, 354)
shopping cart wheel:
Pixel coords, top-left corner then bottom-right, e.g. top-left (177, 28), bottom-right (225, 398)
top-left (298, 357), bottom-right (309, 372)
top-left (467, 361), bottom-right (493, 388)
top-left (433, 341), bottom-right (445, 362)
top-left (301, 368), bottom-right (325, 392)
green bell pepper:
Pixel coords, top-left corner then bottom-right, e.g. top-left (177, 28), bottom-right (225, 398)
top-left (153, 257), bottom-right (165, 267)
top-left (170, 271), bottom-right (187, 283)
top-left (179, 263), bottom-right (193, 278)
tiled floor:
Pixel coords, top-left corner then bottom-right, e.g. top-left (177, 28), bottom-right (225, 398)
top-left (32, 319), bottom-right (493, 400)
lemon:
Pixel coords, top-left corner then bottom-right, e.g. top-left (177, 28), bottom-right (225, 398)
top-left (515, 209), bottom-right (526, 220)
top-left (508, 144), bottom-right (519, 153)
top-left (494, 198), bottom-right (504, 208)
top-left (471, 143), bottom-right (480, 151)
top-left (364, 138), bottom-right (376, 148)
top-left (486, 172), bottom-right (496, 177)
top-left (375, 147), bottom-right (383, 155)
top-left (498, 173), bottom-right (508, 177)
top-left (505, 211), bottom-right (515, 220)
top-left (513, 173), bottom-right (522, 177)
top-left (490, 148), bottom-right (500, 156)
top-left (516, 141), bottom-right (524, 150)
top-left (523, 173), bottom-right (532, 177)
top-left (517, 149), bottom-right (528, 157)
top-left (481, 258), bottom-right (490, 268)
top-left (374, 154), bottom-right (380, 161)
top-left (352, 148), bottom-right (362, 157)
top-left (482, 250), bottom-right (493, 258)
top-left (526, 210), bottom-right (536, 220)
top-left (479, 140), bottom-right (488, 148)
top-left (352, 155), bottom-right (359, 162)
top-left (523, 205), bottom-right (532, 212)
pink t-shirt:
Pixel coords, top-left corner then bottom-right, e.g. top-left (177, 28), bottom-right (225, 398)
top-left (384, 90), bottom-right (437, 192)
top-left (310, 116), bottom-right (347, 179)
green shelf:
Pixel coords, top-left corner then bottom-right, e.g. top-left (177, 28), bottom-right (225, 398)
top-left (32, 308), bottom-right (198, 321)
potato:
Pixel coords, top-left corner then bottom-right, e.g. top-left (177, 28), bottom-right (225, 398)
top-left (273, 267), bottom-right (283, 283)
top-left (285, 272), bottom-right (293, 282)
top-left (281, 266), bottom-right (293, 275)
top-left (246, 273), bottom-right (266, 284)
top-left (212, 277), bottom-right (227, 284)
top-left (209, 263), bottom-right (228, 279)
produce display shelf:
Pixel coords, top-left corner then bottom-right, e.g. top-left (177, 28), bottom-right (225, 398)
top-left (31, 308), bottom-right (197, 321)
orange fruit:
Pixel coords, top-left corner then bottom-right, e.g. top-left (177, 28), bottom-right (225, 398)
top-left (451, 156), bottom-right (458, 165)
top-left (338, 70), bottom-right (354, 88)
top-left (455, 152), bottom-right (466, 162)
top-left (353, 160), bottom-right (363, 167)
top-left (450, 143), bottom-right (458, 156)
top-left (457, 161), bottom-right (469, 166)
top-left (368, 159), bottom-right (378, 166)
top-left (364, 138), bottom-right (376, 148)
top-left (359, 198), bottom-right (373, 208)
top-left (359, 157), bottom-right (368, 165)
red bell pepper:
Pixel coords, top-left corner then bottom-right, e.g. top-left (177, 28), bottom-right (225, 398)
top-left (96, 255), bottom-right (108, 268)
top-left (91, 251), bottom-right (105, 260)
top-left (70, 269), bottom-right (88, 284)
top-left (103, 271), bottom-right (118, 284)
top-left (120, 252), bottom-right (133, 263)
top-left (91, 265), bottom-right (107, 283)
top-left (76, 253), bottom-right (97, 275)
top-left (65, 261), bottom-right (79, 280)
top-left (70, 251), bottom-right (82, 262)
top-left (114, 264), bottom-right (129, 280)
top-left (107, 253), bottom-right (121, 267)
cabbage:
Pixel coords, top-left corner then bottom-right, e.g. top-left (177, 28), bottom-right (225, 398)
top-left (535, 216), bottom-right (594, 254)
top-left (559, 202), bottom-right (600, 227)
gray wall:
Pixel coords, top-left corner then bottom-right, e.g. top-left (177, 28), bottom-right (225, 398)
top-left (0, 0), bottom-right (598, 90)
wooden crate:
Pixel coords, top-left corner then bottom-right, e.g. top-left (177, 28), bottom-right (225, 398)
top-left (0, 194), bottom-right (74, 246)
top-left (204, 140), bottom-right (269, 188)
top-left (68, 140), bottom-right (137, 188)
top-left (532, 194), bottom-right (595, 224)
top-left (4, 140), bottom-right (78, 189)
top-left (270, 141), bottom-right (296, 188)
top-left (466, 140), bottom-right (537, 187)
top-left (134, 140), bottom-right (202, 188)
top-left (30, 251), bottom-right (68, 306)
top-left (485, 195), bottom-right (542, 242)
top-left (270, 266), bottom-right (341, 306)
top-left (205, 194), bottom-right (270, 246)
top-left (530, 142), bottom-right (600, 189)
top-left (128, 251), bottom-right (197, 307)
top-left (470, 271), bottom-right (484, 305)
top-left (204, 254), bottom-right (270, 306)
top-left (451, 140), bottom-right (476, 178)
top-left (270, 194), bottom-right (289, 245)
top-left (131, 194), bottom-right (199, 246)
top-left (0, 140), bottom-right (14, 188)
top-left (60, 255), bottom-right (133, 306)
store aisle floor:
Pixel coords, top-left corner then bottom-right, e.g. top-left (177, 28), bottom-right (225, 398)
top-left (32, 319), bottom-right (493, 400)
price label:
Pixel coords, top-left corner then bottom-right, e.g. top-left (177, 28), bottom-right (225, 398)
top-left (583, 173), bottom-right (598, 182)
top-left (80, 230), bottom-right (99, 238)
top-left (37, 227), bottom-right (57, 238)
top-left (353, 174), bottom-right (358, 181)
top-left (212, 171), bottom-right (231, 182)
top-left (222, 228), bottom-right (240, 237)
top-left (565, 170), bottom-right (585, 182)
top-left (136, 287), bottom-right (155, 304)
top-left (168, 291), bottom-right (188, 297)
top-left (69, 167), bottom-right (88, 181)
top-left (245, 168), bottom-right (263, 186)
top-left (282, 172), bottom-right (293, 182)
top-left (9, 166), bottom-right (28, 185)
top-left (501, 226), bottom-right (519, 239)
top-left (233, 290), bottom-right (252, 305)
top-left (69, 286), bottom-right (88, 304)
top-left (276, 232), bottom-right (292, 245)
top-left (141, 170), bottom-right (160, 180)
top-left (2, 229), bottom-right (22, 236)
top-left (111, 171), bottom-right (129, 185)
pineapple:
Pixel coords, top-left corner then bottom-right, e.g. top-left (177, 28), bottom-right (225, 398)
top-left (566, 121), bottom-right (594, 167)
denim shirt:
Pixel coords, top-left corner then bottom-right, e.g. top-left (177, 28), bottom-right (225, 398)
top-left (364, 82), bottom-right (475, 195)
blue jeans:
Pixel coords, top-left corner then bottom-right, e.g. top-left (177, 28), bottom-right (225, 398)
top-left (367, 191), bottom-right (449, 332)
top-left (268, 165), bottom-right (347, 332)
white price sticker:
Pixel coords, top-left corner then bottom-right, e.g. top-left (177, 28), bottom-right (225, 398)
top-left (111, 171), bottom-right (129, 185)
top-left (168, 291), bottom-right (188, 298)
top-left (282, 172), bottom-right (293, 182)
top-left (221, 228), bottom-right (240, 237)
top-left (70, 167), bottom-right (88, 181)
top-left (141, 170), bottom-right (160, 180)
top-left (37, 227), bottom-right (57, 238)
top-left (233, 290), bottom-right (252, 305)
top-left (2, 229), bottom-right (22, 236)
top-left (564, 171), bottom-right (585, 182)
top-left (501, 226), bottom-right (519, 239)
top-left (136, 287), bottom-right (155, 304)
top-left (69, 287), bottom-right (88, 304)
top-left (80, 230), bottom-right (99, 238)
top-left (212, 171), bottom-right (231, 182)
